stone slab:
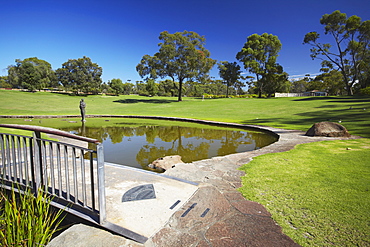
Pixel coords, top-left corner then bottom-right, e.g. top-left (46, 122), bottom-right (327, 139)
top-left (103, 163), bottom-right (198, 238)
top-left (47, 224), bottom-right (143, 247)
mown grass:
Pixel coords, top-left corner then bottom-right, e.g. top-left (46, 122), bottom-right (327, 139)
top-left (239, 139), bottom-right (370, 246)
top-left (1, 90), bottom-right (369, 137)
top-left (1, 90), bottom-right (369, 246)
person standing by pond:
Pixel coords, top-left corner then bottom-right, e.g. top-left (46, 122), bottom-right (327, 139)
top-left (79, 99), bottom-right (86, 122)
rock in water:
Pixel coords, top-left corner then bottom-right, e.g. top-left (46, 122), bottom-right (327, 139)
top-left (148, 155), bottom-right (184, 172)
top-left (305, 121), bottom-right (350, 137)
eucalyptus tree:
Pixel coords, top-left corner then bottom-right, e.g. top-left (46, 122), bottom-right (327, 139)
top-left (0, 76), bottom-right (10, 88)
top-left (108, 78), bottom-right (124, 95)
top-left (56, 56), bottom-right (102, 94)
top-left (303, 10), bottom-right (370, 95)
top-left (312, 70), bottom-right (345, 95)
top-left (7, 57), bottom-right (56, 90)
top-left (122, 82), bottom-right (134, 95)
top-left (263, 63), bottom-right (290, 97)
top-left (236, 33), bottom-right (283, 98)
top-left (217, 61), bottom-right (243, 97)
top-left (158, 79), bottom-right (178, 96)
top-left (145, 79), bottom-right (159, 96)
top-left (136, 31), bottom-right (216, 101)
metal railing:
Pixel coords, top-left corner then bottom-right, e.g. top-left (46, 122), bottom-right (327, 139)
top-left (0, 124), bottom-right (106, 225)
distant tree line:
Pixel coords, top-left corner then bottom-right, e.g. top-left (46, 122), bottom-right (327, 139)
top-left (1, 10), bottom-right (369, 97)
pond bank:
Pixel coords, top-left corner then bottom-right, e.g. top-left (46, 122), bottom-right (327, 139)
top-left (147, 125), bottom-right (358, 246)
top-left (2, 116), bottom-right (358, 246)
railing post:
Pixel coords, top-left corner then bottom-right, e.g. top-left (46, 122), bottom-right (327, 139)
top-left (32, 131), bottom-right (42, 192)
top-left (0, 134), bottom-right (6, 181)
top-left (97, 143), bottom-right (106, 224)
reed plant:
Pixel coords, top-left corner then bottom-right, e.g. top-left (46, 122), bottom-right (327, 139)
top-left (0, 185), bottom-right (65, 246)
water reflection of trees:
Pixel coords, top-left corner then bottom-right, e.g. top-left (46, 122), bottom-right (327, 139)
top-left (62, 124), bottom-right (277, 169)
top-left (136, 142), bottom-right (211, 166)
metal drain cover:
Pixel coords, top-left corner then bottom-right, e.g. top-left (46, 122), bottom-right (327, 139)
top-left (122, 184), bottom-right (156, 202)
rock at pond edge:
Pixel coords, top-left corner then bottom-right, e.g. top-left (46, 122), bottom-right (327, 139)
top-left (305, 121), bottom-right (351, 137)
top-left (148, 155), bottom-right (184, 172)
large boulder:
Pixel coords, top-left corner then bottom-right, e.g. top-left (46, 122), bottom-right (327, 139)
top-left (305, 121), bottom-right (350, 137)
top-left (148, 155), bottom-right (184, 172)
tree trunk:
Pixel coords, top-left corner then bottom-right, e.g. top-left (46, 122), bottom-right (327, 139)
top-left (226, 81), bottom-right (229, 98)
top-left (347, 84), bottom-right (353, 96)
top-left (178, 79), bottom-right (183, 101)
top-left (258, 82), bottom-right (263, 98)
top-left (340, 70), bottom-right (353, 96)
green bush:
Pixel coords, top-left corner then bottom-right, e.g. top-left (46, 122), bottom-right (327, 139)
top-left (0, 186), bottom-right (65, 246)
top-left (360, 86), bottom-right (370, 95)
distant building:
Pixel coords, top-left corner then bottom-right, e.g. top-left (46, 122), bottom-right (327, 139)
top-left (305, 90), bottom-right (328, 96)
top-left (275, 90), bottom-right (328, 97)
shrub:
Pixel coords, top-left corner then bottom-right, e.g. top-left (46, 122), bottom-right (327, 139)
top-left (360, 86), bottom-right (370, 95)
top-left (0, 186), bottom-right (65, 246)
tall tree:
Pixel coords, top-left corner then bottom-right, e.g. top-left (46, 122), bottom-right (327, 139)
top-left (122, 82), bottom-right (134, 95)
top-left (19, 62), bottom-right (41, 91)
top-left (0, 76), bottom-right (10, 88)
top-left (303, 10), bottom-right (370, 95)
top-left (311, 70), bottom-right (345, 95)
top-left (108, 78), bottom-right (124, 95)
top-left (236, 33), bottom-right (282, 98)
top-left (263, 63), bottom-right (290, 97)
top-left (158, 79), bottom-right (178, 96)
top-left (7, 57), bottom-right (56, 90)
top-left (136, 31), bottom-right (216, 101)
top-left (290, 75), bottom-right (312, 93)
top-left (217, 61), bottom-right (243, 97)
top-left (56, 56), bottom-right (102, 94)
top-left (145, 79), bottom-right (159, 96)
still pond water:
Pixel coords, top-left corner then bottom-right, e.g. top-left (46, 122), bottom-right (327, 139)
top-left (60, 119), bottom-right (277, 171)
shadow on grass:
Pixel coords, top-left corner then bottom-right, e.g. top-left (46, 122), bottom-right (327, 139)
top-left (113, 98), bottom-right (177, 104)
top-left (293, 96), bottom-right (370, 103)
top-left (242, 106), bottom-right (370, 137)
top-left (51, 91), bottom-right (90, 97)
top-left (314, 104), bottom-right (369, 109)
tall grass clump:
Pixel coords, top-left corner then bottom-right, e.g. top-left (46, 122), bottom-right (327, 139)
top-left (0, 185), bottom-right (65, 246)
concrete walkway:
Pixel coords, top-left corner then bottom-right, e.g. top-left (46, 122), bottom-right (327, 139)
top-left (48, 125), bottom-right (358, 247)
top-left (104, 163), bottom-right (198, 239)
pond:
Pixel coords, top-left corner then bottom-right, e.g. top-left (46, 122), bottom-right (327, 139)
top-left (57, 118), bottom-right (277, 171)
top-left (0, 117), bottom-right (277, 172)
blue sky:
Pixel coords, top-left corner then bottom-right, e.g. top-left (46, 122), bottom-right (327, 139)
top-left (1, 0), bottom-right (369, 83)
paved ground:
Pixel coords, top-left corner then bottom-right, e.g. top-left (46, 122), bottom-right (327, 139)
top-left (48, 125), bottom-right (358, 247)
top-left (103, 163), bottom-right (199, 239)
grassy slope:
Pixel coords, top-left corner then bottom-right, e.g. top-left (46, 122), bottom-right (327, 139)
top-left (1, 90), bottom-right (369, 246)
top-left (1, 90), bottom-right (369, 137)
top-left (239, 139), bottom-right (370, 246)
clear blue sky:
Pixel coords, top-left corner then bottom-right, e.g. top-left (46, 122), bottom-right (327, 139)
top-left (1, 0), bottom-right (369, 83)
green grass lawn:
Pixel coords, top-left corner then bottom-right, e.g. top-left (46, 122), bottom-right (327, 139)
top-left (1, 90), bottom-right (369, 246)
top-left (1, 90), bottom-right (369, 137)
top-left (239, 139), bottom-right (370, 246)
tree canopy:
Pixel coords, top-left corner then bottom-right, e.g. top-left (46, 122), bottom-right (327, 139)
top-left (7, 57), bottom-right (56, 91)
top-left (136, 31), bottom-right (216, 101)
top-left (55, 56), bottom-right (102, 94)
top-left (217, 61), bottom-right (244, 97)
top-left (303, 10), bottom-right (370, 95)
top-left (236, 33), bottom-right (285, 97)
top-left (108, 78), bottom-right (124, 95)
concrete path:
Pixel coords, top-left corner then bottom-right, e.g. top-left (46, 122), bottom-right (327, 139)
top-left (48, 125), bottom-right (358, 247)
top-left (104, 163), bottom-right (198, 239)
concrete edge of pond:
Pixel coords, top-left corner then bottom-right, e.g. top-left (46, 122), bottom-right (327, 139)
top-left (0, 114), bottom-right (276, 129)
top-left (1, 115), bottom-right (361, 247)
